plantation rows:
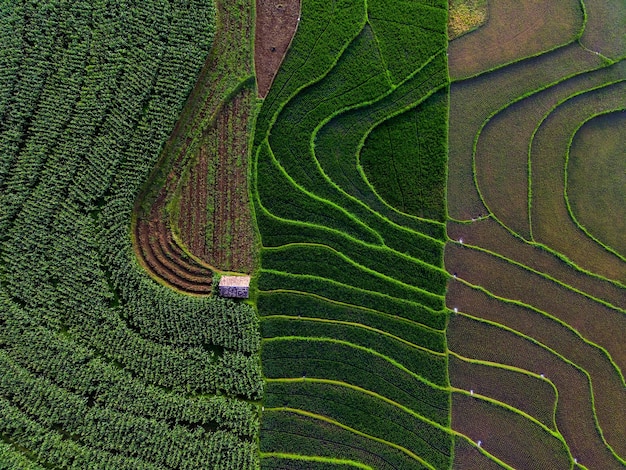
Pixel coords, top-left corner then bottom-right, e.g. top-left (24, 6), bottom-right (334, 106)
top-left (253, 0), bottom-right (454, 468)
top-left (446, 0), bottom-right (626, 467)
top-left (134, 0), bottom-right (257, 287)
top-left (0, 1), bottom-right (262, 468)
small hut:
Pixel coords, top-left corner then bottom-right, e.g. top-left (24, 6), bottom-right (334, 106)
top-left (218, 275), bottom-right (251, 299)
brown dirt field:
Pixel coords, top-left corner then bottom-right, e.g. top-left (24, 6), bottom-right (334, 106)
top-left (453, 436), bottom-right (505, 469)
top-left (530, 81), bottom-right (626, 282)
top-left (451, 393), bottom-right (571, 470)
top-left (446, 243), bottom-right (626, 374)
top-left (447, 44), bottom-right (602, 220)
top-left (134, 188), bottom-right (213, 295)
top-left (448, 315), bottom-right (622, 469)
top-left (134, 0), bottom-right (256, 289)
top-left (178, 88), bottom-right (256, 274)
top-left (448, 0), bottom-right (582, 79)
top-left (255, 0), bottom-right (301, 98)
top-left (447, 218), bottom-right (626, 311)
top-left (447, 281), bottom-right (626, 457)
top-left (449, 355), bottom-right (556, 429)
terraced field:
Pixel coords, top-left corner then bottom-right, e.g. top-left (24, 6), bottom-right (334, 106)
top-left (253, 0), bottom-right (455, 467)
top-left (447, 0), bottom-right (626, 467)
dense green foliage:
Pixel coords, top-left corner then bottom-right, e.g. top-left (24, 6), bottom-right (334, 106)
top-left (0, 1), bottom-right (262, 468)
top-left (253, 0), bottom-right (451, 467)
top-left (360, 90), bottom-right (449, 221)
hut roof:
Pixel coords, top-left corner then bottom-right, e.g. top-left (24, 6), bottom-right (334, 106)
top-left (219, 275), bottom-right (251, 288)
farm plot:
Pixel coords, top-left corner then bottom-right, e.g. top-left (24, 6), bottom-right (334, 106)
top-left (176, 86), bottom-right (256, 273)
top-left (473, 60), bottom-right (626, 239)
top-left (451, 392), bottom-right (571, 470)
top-left (359, 89), bottom-right (449, 221)
top-left (447, 279), bottom-right (626, 458)
top-left (447, 0), bottom-right (583, 79)
top-left (447, 243), bottom-right (626, 373)
top-left (448, 315), bottom-right (622, 469)
top-left (261, 410), bottom-right (425, 469)
top-left (579, 0), bottom-right (626, 59)
top-left (567, 111), bottom-right (626, 259)
top-left (447, 42), bottom-right (604, 220)
top-left (254, 0), bottom-right (301, 98)
top-left (453, 436), bottom-right (507, 470)
top-left (447, 217), bottom-right (626, 310)
top-left (448, 0), bottom-right (488, 40)
top-left (134, 0), bottom-right (256, 283)
top-left (448, 354), bottom-right (557, 429)
top-left (253, 0), bottom-right (452, 466)
top-left (447, 0), bottom-right (626, 466)
top-left (530, 80), bottom-right (626, 281)
top-left (0, 0), bottom-right (263, 468)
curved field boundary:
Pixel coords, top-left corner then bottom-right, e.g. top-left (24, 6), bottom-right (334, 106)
top-left (448, 0), bottom-right (584, 79)
top-left (529, 79), bottom-right (626, 279)
top-left (447, 277), bottom-right (626, 459)
top-left (564, 110), bottom-right (626, 259)
top-left (473, 60), bottom-right (626, 240)
top-left (449, 313), bottom-right (625, 468)
top-left (448, 0), bottom-right (626, 467)
top-left (260, 453), bottom-right (374, 469)
top-left (253, 0), bottom-right (453, 466)
top-left (132, 0), bottom-right (256, 292)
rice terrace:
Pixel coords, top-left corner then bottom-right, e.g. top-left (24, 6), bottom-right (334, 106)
top-left (0, 0), bottom-right (624, 468)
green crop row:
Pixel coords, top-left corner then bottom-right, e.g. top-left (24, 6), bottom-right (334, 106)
top-left (0, 1), bottom-right (262, 467)
top-left (258, 291), bottom-right (446, 348)
top-left (262, 338), bottom-right (449, 404)
top-left (261, 244), bottom-right (446, 303)
top-left (261, 316), bottom-right (445, 378)
top-left (360, 89), bottom-right (449, 221)
top-left (257, 270), bottom-right (446, 327)
top-left (254, 142), bottom-right (382, 245)
top-left (254, 0), bottom-right (451, 464)
top-left (261, 457), bottom-right (368, 469)
top-left (265, 381), bottom-right (452, 468)
top-left (256, 208), bottom-right (445, 287)
top-left (311, 53), bottom-right (449, 248)
top-left (0, 351), bottom-right (257, 469)
top-left (261, 410), bottom-right (422, 469)
top-left (255, 0), bottom-right (367, 147)
top-left (367, 0), bottom-right (447, 84)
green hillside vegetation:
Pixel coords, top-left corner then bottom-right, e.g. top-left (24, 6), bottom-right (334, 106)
top-left (252, 0), bottom-right (453, 467)
top-left (0, 1), bottom-right (262, 468)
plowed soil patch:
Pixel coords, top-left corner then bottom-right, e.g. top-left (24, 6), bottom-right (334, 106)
top-left (178, 88), bottom-right (256, 273)
top-left (255, 0), bottom-right (301, 98)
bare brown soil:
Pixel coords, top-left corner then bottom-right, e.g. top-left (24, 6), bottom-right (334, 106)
top-left (255, 0), bottom-right (301, 98)
top-left (178, 88), bottom-right (256, 273)
top-left (448, 315), bottom-right (621, 469)
top-left (135, 192), bottom-right (213, 295)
